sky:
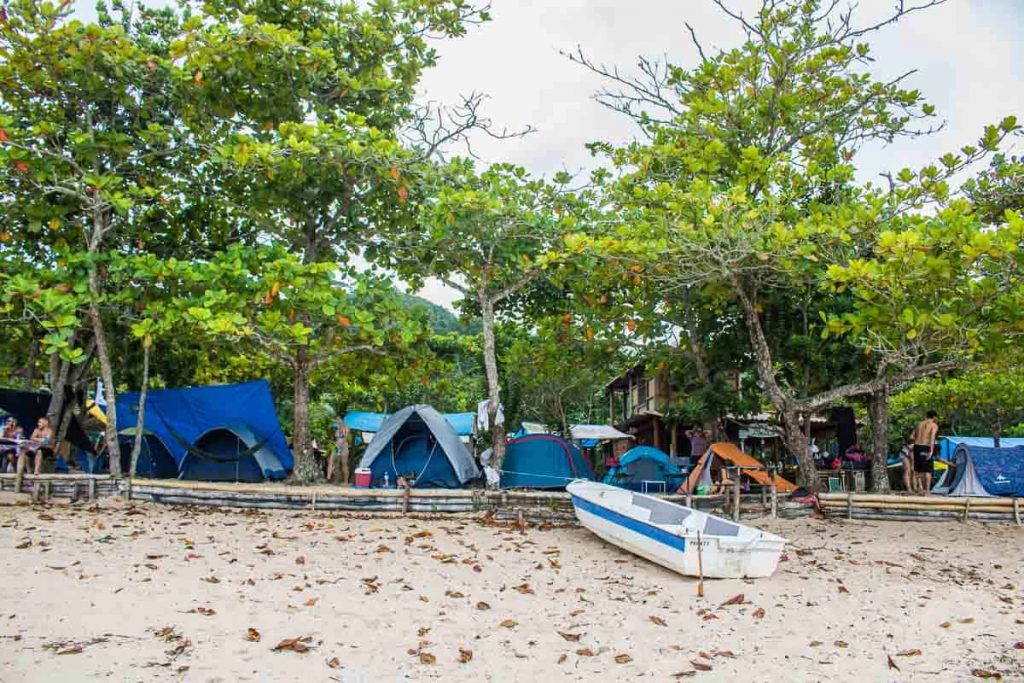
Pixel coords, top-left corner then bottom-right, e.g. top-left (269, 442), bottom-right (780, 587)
top-left (73, 0), bottom-right (1024, 310)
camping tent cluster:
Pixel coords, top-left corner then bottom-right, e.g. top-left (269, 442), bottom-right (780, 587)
top-left (115, 380), bottom-right (293, 482)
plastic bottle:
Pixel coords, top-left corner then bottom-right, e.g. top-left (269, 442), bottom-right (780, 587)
top-left (383, 472), bottom-right (389, 489)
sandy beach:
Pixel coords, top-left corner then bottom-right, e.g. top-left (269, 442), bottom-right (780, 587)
top-left (0, 500), bottom-right (1021, 682)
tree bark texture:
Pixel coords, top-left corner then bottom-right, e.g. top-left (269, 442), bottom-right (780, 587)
top-left (130, 343), bottom-right (151, 478)
top-left (867, 388), bottom-right (891, 493)
top-left (480, 296), bottom-right (506, 468)
top-left (291, 345), bottom-right (322, 483)
top-left (87, 267), bottom-right (121, 475)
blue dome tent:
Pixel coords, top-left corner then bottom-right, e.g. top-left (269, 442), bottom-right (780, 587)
top-left (356, 405), bottom-right (480, 488)
top-left (500, 435), bottom-right (593, 490)
top-left (116, 380), bottom-right (292, 482)
top-left (602, 445), bottom-right (684, 493)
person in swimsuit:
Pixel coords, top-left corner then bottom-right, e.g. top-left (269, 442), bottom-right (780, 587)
top-left (911, 411), bottom-right (939, 494)
top-left (18, 417), bottom-right (54, 476)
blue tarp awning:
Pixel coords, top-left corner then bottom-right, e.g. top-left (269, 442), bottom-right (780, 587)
top-left (938, 436), bottom-right (1024, 461)
top-left (344, 410), bottom-right (475, 437)
top-left (116, 380), bottom-right (292, 481)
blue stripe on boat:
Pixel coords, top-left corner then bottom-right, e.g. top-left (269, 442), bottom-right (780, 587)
top-left (571, 495), bottom-right (686, 553)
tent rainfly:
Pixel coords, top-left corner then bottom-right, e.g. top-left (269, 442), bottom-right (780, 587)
top-left (680, 442), bottom-right (797, 494)
top-left (569, 424), bottom-right (633, 441)
top-left (500, 435), bottom-right (594, 490)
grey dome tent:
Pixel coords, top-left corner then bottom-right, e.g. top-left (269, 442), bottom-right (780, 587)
top-left (357, 405), bottom-right (480, 488)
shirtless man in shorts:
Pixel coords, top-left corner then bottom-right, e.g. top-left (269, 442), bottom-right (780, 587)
top-left (911, 411), bottom-right (939, 494)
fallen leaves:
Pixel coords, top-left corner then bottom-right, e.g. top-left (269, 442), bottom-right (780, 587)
top-left (720, 593), bottom-right (745, 607)
top-left (752, 607), bottom-right (766, 620)
top-left (418, 652), bottom-right (436, 665)
top-left (614, 654), bottom-right (633, 664)
top-left (648, 615), bottom-right (667, 627)
top-left (246, 628), bottom-right (261, 642)
top-left (476, 601), bottom-right (490, 610)
top-left (971, 669), bottom-right (1002, 680)
top-left (691, 660), bottom-right (713, 671)
top-left (896, 649), bottom-right (922, 657)
top-left (457, 648), bottom-right (473, 663)
top-left (327, 657), bottom-right (340, 668)
top-left (361, 577), bottom-right (380, 594)
top-left (557, 631), bottom-right (581, 642)
top-left (887, 654), bottom-right (900, 671)
top-left (557, 653), bottom-right (568, 664)
top-left (514, 582), bottom-right (534, 595)
top-left (190, 606), bottom-right (216, 616)
top-left (576, 648), bottom-right (596, 657)
top-left (499, 619), bottom-right (518, 629)
top-left (273, 636), bottom-right (312, 654)
top-left (201, 576), bottom-right (220, 584)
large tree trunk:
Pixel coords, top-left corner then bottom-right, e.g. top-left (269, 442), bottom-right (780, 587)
top-left (129, 342), bottom-right (151, 478)
top-left (480, 296), bottom-right (506, 468)
top-left (731, 278), bottom-right (818, 490)
top-left (45, 352), bottom-right (71, 430)
top-left (781, 408), bottom-right (815, 490)
top-left (291, 345), bottom-right (321, 483)
top-left (867, 387), bottom-right (891, 493)
top-left (88, 267), bottom-right (121, 475)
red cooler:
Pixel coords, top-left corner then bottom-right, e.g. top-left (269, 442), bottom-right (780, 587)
top-left (354, 468), bottom-right (372, 489)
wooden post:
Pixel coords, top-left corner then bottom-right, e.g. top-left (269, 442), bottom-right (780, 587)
top-left (402, 486), bottom-right (410, 515)
top-left (732, 468), bottom-right (741, 521)
top-left (43, 481), bottom-right (51, 502)
top-left (962, 497), bottom-right (971, 522)
top-left (695, 530), bottom-right (704, 598)
top-left (847, 490), bottom-right (853, 520)
top-left (1014, 498), bottom-right (1021, 526)
top-left (14, 471), bottom-right (23, 494)
top-left (88, 478), bottom-right (96, 501)
top-left (770, 479), bottom-right (777, 519)
top-left (686, 488), bottom-right (693, 509)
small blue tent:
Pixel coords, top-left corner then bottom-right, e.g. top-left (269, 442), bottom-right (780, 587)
top-left (500, 435), bottom-right (593, 490)
top-left (357, 405), bottom-right (480, 488)
top-left (116, 380), bottom-right (292, 482)
top-left (602, 445), bottom-right (684, 493)
top-left (937, 444), bottom-right (1024, 497)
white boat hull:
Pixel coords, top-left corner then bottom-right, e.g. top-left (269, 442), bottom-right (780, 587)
top-left (569, 481), bottom-right (785, 579)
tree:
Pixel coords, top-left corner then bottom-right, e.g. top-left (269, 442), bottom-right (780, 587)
top-left (377, 160), bottom-right (590, 467)
top-left (0, 0), bottom-right (186, 472)
top-left (570, 0), bottom-right (1022, 489)
top-left (503, 318), bottom-right (621, 437)
top-left (891, 368), bottom-right (1024, 447)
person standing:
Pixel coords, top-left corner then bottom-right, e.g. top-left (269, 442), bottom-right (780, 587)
top-left (911, 411), bottom-right (939, 494)
top-left (327, 421), bottom-right (350, 484)
top-left (685, 427), bottom-right (710, 459)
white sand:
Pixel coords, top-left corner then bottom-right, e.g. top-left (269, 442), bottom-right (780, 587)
top-left (0, 500), bottom-right (1021, 682)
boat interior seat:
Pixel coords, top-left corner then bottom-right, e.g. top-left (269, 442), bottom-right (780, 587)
top-left (632, 494), bottom-right (692, 526)
top-left (702, 516), bottom-right (740, 537)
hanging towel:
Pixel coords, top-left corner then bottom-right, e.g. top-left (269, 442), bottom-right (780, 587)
top-left (476, 399), bottom-right (504, 431)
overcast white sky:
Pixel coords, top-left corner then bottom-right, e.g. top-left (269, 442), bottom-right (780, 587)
top-left (73, 0), bottom-right (1024, 309)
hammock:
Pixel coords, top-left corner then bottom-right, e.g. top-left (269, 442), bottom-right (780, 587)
top-left (145, 404), bottom-right (269, 464)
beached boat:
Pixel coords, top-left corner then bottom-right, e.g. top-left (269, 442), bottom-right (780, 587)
top-left (567, 480), bottom-right (786, 579)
